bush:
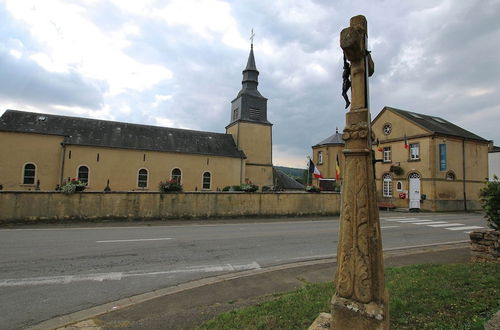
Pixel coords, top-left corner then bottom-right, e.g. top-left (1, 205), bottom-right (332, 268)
top-left (305, 185), bottom-right (320, 193)
top-left (480, 175), bottom-right (500, 229)
top-left (159, 179), bottom-right (183, 193)
top-left (60, 179), bottom-right (87, 194)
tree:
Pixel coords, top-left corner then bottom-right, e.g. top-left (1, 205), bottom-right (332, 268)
top-left (479, 175), bottom-right (500, 230)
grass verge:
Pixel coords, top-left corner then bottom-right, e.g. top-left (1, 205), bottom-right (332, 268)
top-left (197, 263), bottom-right (499, 330)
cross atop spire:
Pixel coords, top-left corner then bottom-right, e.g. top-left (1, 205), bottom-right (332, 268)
top-left (249, 28), bottom-right (255, 47)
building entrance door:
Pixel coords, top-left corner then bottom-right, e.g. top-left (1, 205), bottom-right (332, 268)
top-left (409, 173), bottom-right (421, 209)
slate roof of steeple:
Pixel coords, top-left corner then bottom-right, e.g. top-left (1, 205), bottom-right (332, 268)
top-left (0, 110), bottom-right (246, 158)
top-left (381, 106), bottom-right (488, 142)
top-left (245, 45), bottom-right (257, 71)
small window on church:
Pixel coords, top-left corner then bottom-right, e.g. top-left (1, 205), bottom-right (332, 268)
top-left (78, 165), bottom-right (89, 184)
top-left (233, 108), bottom-right (238, 121)
top-left (138, 169), bottom-right (148, 188)
top-left (202, 172), bottom-right (211, 190)
top-left (23, 163), bottom-right (36, 184)
top-left (171, 168), bottom-right (182, 185)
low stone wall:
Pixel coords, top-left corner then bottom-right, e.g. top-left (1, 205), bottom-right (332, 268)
top-left (469, 229), bottom-right (500, 263)
top-left (0, 191), bottom-right (341, 224)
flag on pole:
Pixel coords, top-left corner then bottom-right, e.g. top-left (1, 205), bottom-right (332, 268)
top-left (335, 155), bottom-right (341, 181)
top-left (404, 134), bottom-right (409, 149)
top-left (308, 159), bottom-right (323, 179)
top-left (376, 138), bottom-right (383, 152)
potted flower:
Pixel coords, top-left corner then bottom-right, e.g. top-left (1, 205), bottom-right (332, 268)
top-left (159, 179), bottom-right (183, 193)
top-left (61, 178), bottom-right (87, 194)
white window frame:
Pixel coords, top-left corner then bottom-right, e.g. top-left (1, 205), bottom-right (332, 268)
top-left (202, 171), bottom-right (211, 190)
top-left (22, 162), bottom-right (37, 185)
top-left (383, 173), bottom-right (393, 197)
top-left (409, 143), bottom-right (420, 160)
top-left (137, 168), bottom-right (149, 188)
top-left (318, 151), bottom-right (323, 164)
top-left (77, 164), bottom-right (90, 185)
top-left (383, 147), bottom-right (391, 162)
top-left (171, 168), bottom-right (182, 185)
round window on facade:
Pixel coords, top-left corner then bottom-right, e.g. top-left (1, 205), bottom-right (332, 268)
top-left (382, 123), bottom-right (392, 135)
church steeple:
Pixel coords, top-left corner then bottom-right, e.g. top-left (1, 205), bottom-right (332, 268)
top-left (228, 42), bottom-right (269, 125)
top-left (225, 34), bottom-right (273, 189)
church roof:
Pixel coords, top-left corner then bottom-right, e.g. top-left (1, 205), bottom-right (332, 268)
top-left (314, 131), bottom-right (345, 147)
top-left (381, 106), bottom-right (488, 142)
top-left (273, 168), bottom-right (305, 190)
top-left (245, 45), bottom-right (257, 71)
top-left (0, 110), bottom-right (246, 158)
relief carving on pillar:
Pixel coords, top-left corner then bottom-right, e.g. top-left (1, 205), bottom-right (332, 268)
top-left (336, 156), bottom-right (373, 303)
top-left (341, 121), bottom-right (368, 141)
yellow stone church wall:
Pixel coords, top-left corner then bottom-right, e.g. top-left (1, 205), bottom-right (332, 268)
top-left (0, 131), bottom-right (243, 192)
top-left (226, 121), bottom-right (273, 187)
top-left (0, 131), bottom-right (63, 190)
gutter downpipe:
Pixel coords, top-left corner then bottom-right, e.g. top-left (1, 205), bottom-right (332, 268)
top-left (462, 138), bottom-right (467, 211)
top-left (60, 141), bottom-right (67, 186)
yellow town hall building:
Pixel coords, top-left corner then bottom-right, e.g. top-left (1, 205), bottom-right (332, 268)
top-left (313, 106), bottom-right (489, 211)
top-left (0, 45), bottom-right (277, 192)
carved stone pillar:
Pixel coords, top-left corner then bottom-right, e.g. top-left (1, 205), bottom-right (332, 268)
top-left (330, 15), bottom-right (389, 330)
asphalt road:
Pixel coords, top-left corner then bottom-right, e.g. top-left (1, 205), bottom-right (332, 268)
top-left (0, 212), bottom-right (486, 329)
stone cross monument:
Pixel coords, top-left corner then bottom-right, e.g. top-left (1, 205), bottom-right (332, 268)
top-left (331, 15), bottom-right (390, 329)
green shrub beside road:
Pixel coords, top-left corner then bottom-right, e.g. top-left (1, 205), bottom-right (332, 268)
top-left (198, 263), bottom-right (499, 330)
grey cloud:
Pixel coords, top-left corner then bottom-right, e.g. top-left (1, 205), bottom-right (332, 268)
top-left (0, 47), bottom-right (106, 109)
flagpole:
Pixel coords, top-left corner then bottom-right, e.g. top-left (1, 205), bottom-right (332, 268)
top-left (306, 156), bottom-right (310, 186)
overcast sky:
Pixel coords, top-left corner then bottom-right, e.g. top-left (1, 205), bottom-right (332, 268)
top-left (1, 0), bottom-right (499, 168)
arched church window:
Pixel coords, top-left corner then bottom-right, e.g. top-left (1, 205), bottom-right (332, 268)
top-left (383, 173), bottom-right (392, 197)
top-left (202, 172), bottom-right (211, 190)
top-left (23, 163), bottom-right (36, 184)
top-left (171, 168), bottom-right (182, 185)
top-left (78, 165), bottom-right (89, 184)
top-left (138, 168), bottom-right (148, 188)
top-left (446, 171), bottom-right (456, 180)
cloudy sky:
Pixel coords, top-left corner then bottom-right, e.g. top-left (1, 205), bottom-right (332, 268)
top-left (1, 0), bottom-right (499, 168)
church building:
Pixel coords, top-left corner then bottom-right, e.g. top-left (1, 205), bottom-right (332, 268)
top-left (0, 45), bottom-right (275, 192)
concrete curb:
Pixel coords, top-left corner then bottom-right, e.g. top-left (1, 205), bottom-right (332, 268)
top-left (28, 241), bottom-right (470, 330)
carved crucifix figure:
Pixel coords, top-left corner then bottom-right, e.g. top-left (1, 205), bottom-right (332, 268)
top-left (330, 15), bottom-right (389, 330)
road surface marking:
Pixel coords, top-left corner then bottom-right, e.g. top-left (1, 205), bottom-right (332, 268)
top-left (414, 221), bottom-right (448, 225)
top-left (428, 223), bottom-right (464, 227)
top-left (446, 226), bottom-right (484, 231)
top-left (96, 238), bottom-right (174, 243)
top-left (380, 225), bottom-right (400, 229)
top-left (383, 218), bottom-right (420, 222)
top-left (396, 220), bottom-right (434, 223)
top-left (0, 262), bottom-right (261, 287)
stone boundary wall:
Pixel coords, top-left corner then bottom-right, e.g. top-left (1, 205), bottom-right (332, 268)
top-left (469, 229), bottom-right (500, 263)
top-left (0, 191), bottom-right (341, 224)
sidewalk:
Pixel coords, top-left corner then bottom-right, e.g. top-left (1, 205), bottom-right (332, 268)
top-left (36, 243), bottom-right (470, 330)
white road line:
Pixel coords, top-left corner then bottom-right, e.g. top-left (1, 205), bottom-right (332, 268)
top-left (380, 225), bottom-right (400, 229)
top-left (383, 218), bottom-right (420, 222)
top-left (428, 223), bottom-right (464, 227)
top-left (96, 238), bottom-right (174, 243)
top-left (397, 220), bottom-right (434, 223)
top-left (414, 221), bottom-right (448, 225)
top-left (446, 226), bottom-right (484, 231)
top-left (0, 262), bottom-right (261, 287)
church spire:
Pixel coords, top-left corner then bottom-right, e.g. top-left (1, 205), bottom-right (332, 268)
top-left (241, 43), bottom-right (259, 91)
